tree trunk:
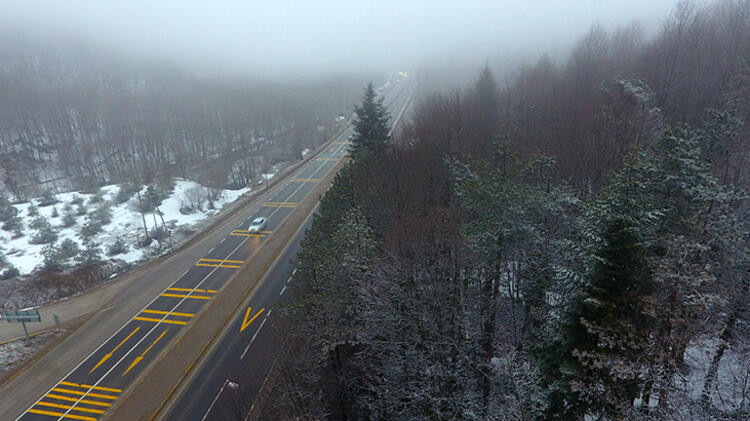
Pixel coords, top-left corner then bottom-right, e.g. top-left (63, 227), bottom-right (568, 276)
top-left (699, 312), bottom-right (736, 411)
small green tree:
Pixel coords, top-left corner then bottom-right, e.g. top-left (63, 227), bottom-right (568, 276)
top-left (0, 193), bottom-right (17, 223)
top-left (76, 202), bottom-right (87, 216)
top-left (27, 202), bottom-right (39, 217)
top-left (30, 217), bottom-right (58, 244)
top-left (2, 214), bottom-right (23, 234)
top-left (57, 238), bottom-right (81, 265)
top-left (61, 203), bottom-right (76, 227)
top-left (77, 221), bottom-right (102, 264)
top-left (38, 190), bottom-right (58, 206)
top-left (90, 202), bottom-right (112, 226)
top-left (107, 237), bottom-right (129, 256)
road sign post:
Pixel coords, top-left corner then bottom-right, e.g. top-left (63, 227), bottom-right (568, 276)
top-left (2, 309), bottom-right (42, 342)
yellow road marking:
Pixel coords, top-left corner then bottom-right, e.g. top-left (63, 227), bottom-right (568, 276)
top-left (124, 330), bottom-right (166, 376)
top-left (230, 232), bottom-right (266, 237)
top-left (232, 230), bottom-right (272, 233)
top-left (89, 327), bottom-right (140, 373)
top-left (198, 258), bottom-right (244, 264)
top-left (134, 316), bottom-right (188, 325)
top-left (240, 307), bottom-right (265, 332)
top-left (195, 263), bottom-right (242, 269)
top-left (263, 202), bottom-right (297, 208)
top-left (59, 382), bottom-right (122, 393)
top-left (51, 388), bottom-right (118, 400)
top-left (141, 309), bottom-right (195, 317)
top-left (27, 408), bottom-right (97, 421)
top-left (166, 287), bottom-right (218, 294)
top-left (315, 157), bottom-right (338, 161)
top-left (44, 394), bottom-right (111, 407)
top-left (35, 401), bottom-right (105, 414)
top-left (160, 293), bottom-right (212, 300)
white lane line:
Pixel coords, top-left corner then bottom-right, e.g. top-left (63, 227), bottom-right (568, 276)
top-left (279, 275), bottom-right (293, 296)
top-left (201, 378), bottom-right (229, 421)
top-left (47, 117), bottom-right (355, 421)
top-left (208, 247), bottom-right (215, 253)
top-left (240, 310), bottom-right (272, 360)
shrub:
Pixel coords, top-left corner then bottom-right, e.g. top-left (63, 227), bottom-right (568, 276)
top-left (0, 265), bottom-right (19, 280)
top-left (61, 204), bottom-right (76, 227)
top-left (76, 202), bottom-right (87, 216)
top-left (38, 190), bottom-right (59, 207)
top-left (30, 215), bottom-right (49, 230)
top-left (88, 189), bottom-right (105, 205)
top-left (70, 194), bottom-right (84, 205)
top-left (79, 221), bottom-right (102, 241)
top-left (27, 202), bottom-right (39, 217)
top-left (2, 214), bottom-right (23, 233)
top-left (115, 181), bottom-right (140, 204)
top-left (107, 237), bottom-right (129, 256)
top-left (51, 206), bottom-right (59, 218)
top-left (57, 238), bottom-right (81, 263)
top-left (0, 193), bottom-right (18, 222)
top-left (30, 220), bottom-right (58, 244)
top-left (90, 202), bottom-right (112, 226)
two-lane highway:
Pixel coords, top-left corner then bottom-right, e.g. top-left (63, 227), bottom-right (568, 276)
top-left (14, 77), bottom-right (412, 421)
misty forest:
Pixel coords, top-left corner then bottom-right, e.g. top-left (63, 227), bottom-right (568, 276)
top-left (0, 0), bottom-right (749, 420)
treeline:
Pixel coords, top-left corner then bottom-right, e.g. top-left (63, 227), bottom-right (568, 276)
top-left (0, 29), bottom-right (371, 198)
top-left (252, 1), bottom-right (750, 420)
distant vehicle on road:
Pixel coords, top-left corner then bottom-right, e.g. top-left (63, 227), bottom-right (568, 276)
top-left (248, 217), bottom-right (267, 233)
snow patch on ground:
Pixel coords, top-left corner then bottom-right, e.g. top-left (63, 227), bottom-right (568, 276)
top-left (1, 179), bottom-right (250, 277)
top-left (0, 329), bottom-right (66, 379)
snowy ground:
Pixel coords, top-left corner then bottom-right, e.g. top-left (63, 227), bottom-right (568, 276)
top-left (0, 329), bottom-right (66, 382)
top-left (1, 179), bottom-right (251, 277)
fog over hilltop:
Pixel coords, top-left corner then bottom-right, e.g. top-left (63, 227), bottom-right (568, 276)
top-left (1, 0), bottom-right (681, 80)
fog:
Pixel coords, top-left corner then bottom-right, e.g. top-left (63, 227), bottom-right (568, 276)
top-left (1, 0), bottom-right (682, 80)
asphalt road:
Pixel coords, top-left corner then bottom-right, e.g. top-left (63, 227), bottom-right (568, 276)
top-left (163, 79), bottom-right (415, 421)
top-left (11, 78), bottom-right (412, 421)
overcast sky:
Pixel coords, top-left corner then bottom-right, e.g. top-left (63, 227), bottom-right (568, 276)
top-left (0, 0), bottom-right (683, 79)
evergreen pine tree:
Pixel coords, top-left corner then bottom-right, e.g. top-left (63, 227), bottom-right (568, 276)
top-left (563, 217), bottom-right (655, 418)
top-left (350, 83), bottom-right (390, 159)
top-left (28, 202), bottom-right (39, 217)
top-left (61, 203), bottom-right (76, 227)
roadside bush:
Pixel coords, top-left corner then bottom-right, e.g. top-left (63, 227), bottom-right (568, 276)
top-left (76, 202), bottom-right (87, 216)
top-left (42, 239), bottom-right (80, 269)
top-left (70, 194), bottom-right (84, 205)
top-left (181, 186), bottom-right (207, 214)
top-left (58, 238), bottom-right (81, 263)
top-left (107, 237), bottom-right (129, 256)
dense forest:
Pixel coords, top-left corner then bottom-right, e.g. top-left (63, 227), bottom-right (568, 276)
top-left (0, 28), bottom-right (372, 198)
top-left (254, 1), bottom-right (750, 419)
